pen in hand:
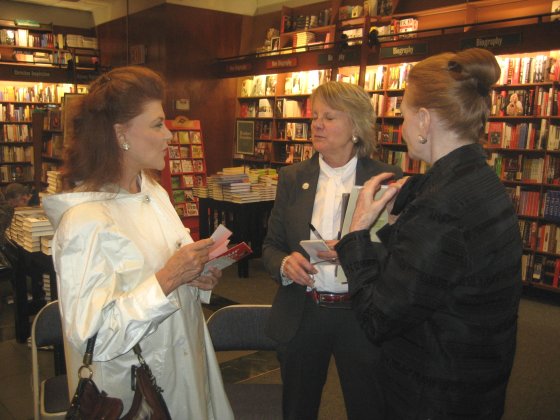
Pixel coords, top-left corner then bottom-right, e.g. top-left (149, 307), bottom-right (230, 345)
top-left (309, 223), bottom-right (325, 241)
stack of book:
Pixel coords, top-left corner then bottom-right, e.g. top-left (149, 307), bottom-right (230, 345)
top-left (251, 183), bottom-right (277, 201)
top-left (293, 31), bottom-right (315, 52)
top-left (7, 208), bottom-right (54, 252)
top-left (46, 170), bottom-right (63, 193)
top-left (192, 185), bottom-right (209, 198)
top-left (194, 167), bottom-right (278, 203)
top-left (42, 273), bottom-right (53, 302)
top-left (41, 235), bottom-right (53, 255)
top-left (209, 171), bottom-right (250, 201)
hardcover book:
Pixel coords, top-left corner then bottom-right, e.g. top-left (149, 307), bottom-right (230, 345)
top-left (171, 176), bottom-right (181, 189)
top-left (182, 174), bottom-right (194, 188)
top-left (191, 145), bottom-right (203, 158)
top-left (174, 203), bottom-right (185, 217)
top-left (168, 145), bottom-right (180, 159)
top-left (190, 131), bottom-right (202, 144)
top-left (172, 190), bottom-right (185, 203)
top-left (184, 189), bottom-right (195, 202)
top-left (193, 160), bottom-right (204, 172)
top-left (178, 131), bottom-right (190, 144)
top-left (171, 160), bottom-right (182, 174)
top-left (179, 145), bottom-right (190, 158)
top-left (186, 202), bottom-right (199, 216)
top-left (181, 160), bottom-right (193, 173)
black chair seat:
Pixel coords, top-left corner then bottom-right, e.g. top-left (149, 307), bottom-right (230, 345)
top-left (43, 374), bottom-right (69, 413)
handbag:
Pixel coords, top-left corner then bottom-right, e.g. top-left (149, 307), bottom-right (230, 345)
top-left (66, 334), bottom-right (171, 420)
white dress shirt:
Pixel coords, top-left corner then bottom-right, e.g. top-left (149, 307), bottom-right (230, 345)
top-left (309, 154), bottom-right (357, 293)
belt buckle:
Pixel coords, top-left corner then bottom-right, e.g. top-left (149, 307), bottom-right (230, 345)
top-left (315, 291), bottom-right (351, 309)
top-left (318, 293), bottom-right (328, 303)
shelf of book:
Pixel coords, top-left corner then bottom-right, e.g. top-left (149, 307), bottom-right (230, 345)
top-left (0, 18), bottom-right (99, 70)
top-left (31, 107), bottom-right (64, 188)
top-left (371, 50), bottom-right (560, 292)
top-left (0, 79), bottom-right (81, 191)
top-left (160, 117), bottom-right (207, 239)
top-left (223, 0), bottom-right (560, 290)
top-left (234, 70), bottom-right (330, 167)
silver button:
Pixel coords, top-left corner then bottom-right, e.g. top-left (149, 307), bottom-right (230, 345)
top-left (144, 195), bottom-right (150, 202)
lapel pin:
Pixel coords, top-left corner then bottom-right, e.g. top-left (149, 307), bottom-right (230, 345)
top-left (302, 182), bottom-right (309, 190)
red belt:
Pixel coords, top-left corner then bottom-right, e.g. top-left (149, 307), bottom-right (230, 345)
top-left (307, 289), bottom-right (351, 305)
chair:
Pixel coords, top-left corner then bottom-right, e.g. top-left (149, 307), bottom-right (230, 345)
top-left (206, 304), bottom-right (282, 419)
top-left (31, 300), bottom-right (69, 419)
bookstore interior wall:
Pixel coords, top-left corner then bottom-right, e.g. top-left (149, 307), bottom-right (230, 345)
top-left (220, 0), bottom-right (560, 292)
top-left (96, 4), bottom-right (244, 177)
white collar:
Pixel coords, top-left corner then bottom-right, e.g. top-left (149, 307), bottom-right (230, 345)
top-left (318, 154), bottom-right (358, 178)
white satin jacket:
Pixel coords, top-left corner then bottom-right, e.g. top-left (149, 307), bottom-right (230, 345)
top-left (42, 174), bottom-right (233, 419)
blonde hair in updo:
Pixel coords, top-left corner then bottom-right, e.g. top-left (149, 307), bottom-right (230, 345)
top-left (406, 48), bottom-right (501, 142)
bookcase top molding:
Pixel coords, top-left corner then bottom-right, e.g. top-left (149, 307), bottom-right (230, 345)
top-left (7, 0), bottom-right (551, 27)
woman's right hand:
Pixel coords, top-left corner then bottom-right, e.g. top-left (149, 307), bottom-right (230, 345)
top-left (350, 173), bottom-right (400, 232)
top-left (282, 252), bottom-right (317, 288)
top-left (156, 238), bottom-right (214, 295)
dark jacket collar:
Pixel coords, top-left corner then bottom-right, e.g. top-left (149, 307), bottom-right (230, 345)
top-left (392, 143), bottom-right (486, 215)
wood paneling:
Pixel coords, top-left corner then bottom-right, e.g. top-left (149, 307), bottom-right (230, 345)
top-left (96, 4), bottom-right (244, 175)
top-left (97, 18), bottom-right (127, 68)
top-left (163, 5), bottom-right (243, 176)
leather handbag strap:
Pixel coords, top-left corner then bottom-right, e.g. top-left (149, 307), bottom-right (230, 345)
top-left (83, 334), bottom-right (97, 366)
top-left (83, 335), bottom-right (141, 367)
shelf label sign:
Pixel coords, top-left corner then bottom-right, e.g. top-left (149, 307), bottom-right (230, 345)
top-left (461, 33), bottom-right (522, 50)
top-left (380, 43), bottom-right (427, 59)
top-left (11, 68), bottom-right (53, 79)
top-left (225, 62), bottom-right (253, 74)
top-left (266, 57), bottom-right (298, 69)
top-left (317, 50), bottom-right (360, 65)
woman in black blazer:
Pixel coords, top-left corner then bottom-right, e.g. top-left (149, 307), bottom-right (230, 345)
top-left (262, 81), bottom-right (402, 419)
top-left (336, 48), bottom-right (522, 419)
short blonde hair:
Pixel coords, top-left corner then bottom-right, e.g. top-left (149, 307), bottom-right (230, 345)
top-left (310, 81), bottom-right (376, 157)
top-left (406, 48), bottom-right (501, 142)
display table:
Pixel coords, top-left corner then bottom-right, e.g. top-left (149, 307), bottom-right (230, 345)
top-left (198, 198), bottom-right (274, 277)
top-left (10, 243), bottom-right (64, 373)
top-left (11, 243), bottom-right (57, 343)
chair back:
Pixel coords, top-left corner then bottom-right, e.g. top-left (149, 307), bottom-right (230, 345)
top-left (207, 304), bottom-right (282, 419)
top-left (206, 304), bottom-right (276, 351)
top-left (33, 300), bottom-right (64, 348)
top-left (32, 300), bottom-right (68, 419)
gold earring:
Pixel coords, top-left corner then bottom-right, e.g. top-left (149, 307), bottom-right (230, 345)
top-left (418, 135), bottom-right (427, 144)
top-left (351, 135), bottom-right (359, 144)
